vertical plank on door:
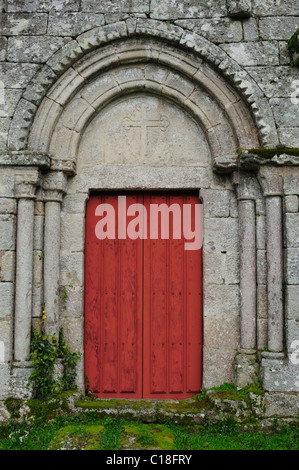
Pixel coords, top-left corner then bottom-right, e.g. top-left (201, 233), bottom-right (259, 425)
top-left (84, 193), bottom-right (143, 397)
top-left (143, 192), bottom-right (203, 399)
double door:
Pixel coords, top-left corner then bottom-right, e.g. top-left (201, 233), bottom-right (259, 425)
top-left (84, 192), bottom-right (203, 399)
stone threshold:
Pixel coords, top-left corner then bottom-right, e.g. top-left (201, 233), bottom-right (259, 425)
top-left (1, 390), bottom-right (299, 425)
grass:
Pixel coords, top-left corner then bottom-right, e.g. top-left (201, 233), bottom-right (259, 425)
top-left (0, 412), bottom-right (298, 450)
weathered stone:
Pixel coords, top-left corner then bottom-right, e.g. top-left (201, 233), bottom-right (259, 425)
top-left (243, 17), bottom-right (259, 41)
top-left (225, 252), bottom-right (239, 284)
top-left (0, 89), bottom-right (23, 118)
top-left (204, 251), bottom-right (225, 285)
top-left (286, 249), bottom-right (299, 284)
top-left (202, 350), bottom-right (236, 388)
top-left (270, 98), bottom-right (299, 127)
top-left (0, 282), bottom-right (14, 318)
top-left (206, 389), bottom-right (251, 421)
top-left (7, 36), bottom-right (72, 63)
top-left (0, 214), bottom-right (15, 250)
top-left (259, 17), bottom-right (299, 41)
top-left (233, 350), bottom-right (259, 388)
top-left (226, 0), bottom-right (252, 18)
top-left (286, 285), bottom-right (299, 320)
top-left (8, 99), bottom-right (37, 151)
top-left (221, 42), bottom-right (279, 66)
top-left (10, 363), bottom-right (34, 400)
top-left (0, 198), bottom-right (16, 214)
top-left (257, 318), bottom-right (268, 351)
top-left (0, 363), bottom-right (11, 401)
top-left (252, 0), bottom-right (299, 16)
top-left (46, 40), bottom-right (84, 76)
top-left (0, 37), bottom-right (7, 61)
top-left (245, 66), bottom-right (299, 99)
top-left (204, 315), bottom-right (240, 350)
top-left (151, 0), bottom-right (226, 19)
top-left (61, 213), bottom-right (84, 252)
top-left (0, 251), bottom-right (15, 282)
top-left (0, 118), bottom-right (9, 148)
top-left (285, 213), bottom-right (299, 247)
top-left (204, 284), bottom-right (240, 317)
top-left (60, 252), bottom-right (84, 287)
top-left (175, 18), bottom-right (242, 43)
top-left (257, 285), bottom-right (267, 319)
top-left (284, 174), bottom-right (299, 195)
top-left (4, 0), bottom-right (80, 12)
top-left (0, 151), bottom-right (50, 168)
top-left (48, 12), bottom-right (105, 36)
top-left (264, 393), bottom-right (299, 417)
top-left (0, 63), bottom-right (39, 89)
top-left (257, 250), bottom-right (267, 284)
top-left (23, 65), bottom-right (57, 105)
top-left (0, 13), bottom-right (48, 35)
top-left (204, 217), bottom-right (239, 252)
top-left (279, 41), bottom-right (292, 65)
top-left (81, 0), bottom-right (150, 13)
top-left (200, 189), bottom-right (230, 217)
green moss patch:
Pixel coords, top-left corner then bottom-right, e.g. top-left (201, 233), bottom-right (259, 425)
top-left (48, 424), bottom-right (105, 450)
top-left (121, 423), bottom-right (175, 450)
top-left (241, 148), bottom-right (299, 159)
top-left (288, 29), bottom-right (299, 54)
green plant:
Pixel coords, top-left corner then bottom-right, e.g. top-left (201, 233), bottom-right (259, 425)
top-left (59, 285), bottom-right (73, 310)
top-left (28, 310), bottom-right (81, 399)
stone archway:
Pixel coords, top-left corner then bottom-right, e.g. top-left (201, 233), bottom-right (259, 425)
top-left (20, 36), bottom-right (264, 391)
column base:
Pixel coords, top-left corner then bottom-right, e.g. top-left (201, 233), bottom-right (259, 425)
top-left (261, 352), bottom-right (299, 392)
top-left (233, 349), bottom-right (259, 388)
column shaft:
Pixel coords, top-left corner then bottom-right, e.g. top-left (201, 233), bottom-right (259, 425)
top-left (239, 199), bottom-right (257, 349)
top-left (44, 200), bottom-right (61, 338)
top-left (14, 198), bottom-right (35, 361)
top-left (266, 196), bottom-right (284, 352)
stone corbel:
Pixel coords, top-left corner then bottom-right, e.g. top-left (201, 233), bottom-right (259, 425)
top-left (42, 171), bottom-right (68, 338)
top-left (14, 170), bottom-right (40, 362)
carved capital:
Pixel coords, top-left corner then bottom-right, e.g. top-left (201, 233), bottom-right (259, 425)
top-left (42, 171), bottom-right (68, 202)
top-left (14, 170), bottom-right (40, 199)
top-left (232, 171), bottom-right (259, 201)
top-left (258, 167), bottom-right (283, 197)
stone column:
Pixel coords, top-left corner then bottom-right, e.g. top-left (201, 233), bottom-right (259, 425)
top-left (14, 171), bottom-right (39, 361)
top-left (259, 167), bottom-right (284, 353)
top-left (233, 172), bottom-right (259, 387)
top-left (42, 172), bottom-right (67, 339)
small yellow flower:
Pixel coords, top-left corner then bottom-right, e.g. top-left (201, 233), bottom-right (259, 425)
top-left (42, 315), bottom-right (46, 319)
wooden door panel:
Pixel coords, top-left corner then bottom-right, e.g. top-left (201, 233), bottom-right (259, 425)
top-left (84, 192), bottom-right (202, 399)
top-left (84, 194), bottom-right (143, 398)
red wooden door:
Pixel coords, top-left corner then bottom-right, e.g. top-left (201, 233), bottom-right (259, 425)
top-left (84, 192), bottom-right (203, 399)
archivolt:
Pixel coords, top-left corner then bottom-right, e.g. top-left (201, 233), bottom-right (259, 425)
top-left (9, 21), bottom-right (277, 161)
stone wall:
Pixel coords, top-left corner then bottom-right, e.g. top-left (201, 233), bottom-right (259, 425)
top-left (0, 0), bottom-right (299, 403)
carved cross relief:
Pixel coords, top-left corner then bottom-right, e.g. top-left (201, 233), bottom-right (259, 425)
top-left (123, 104), bottom-right (169, 158)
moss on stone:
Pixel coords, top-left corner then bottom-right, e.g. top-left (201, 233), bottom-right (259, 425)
top-left (4, 398), bottom-right (23, 419)
top-left (241, 148), bottom-right (299, 159)
top-left (48, 424), bottom-right (105, 450)
top-left (288, 29), bottom-right (299, 54)
top-left (76, 398), bottom-right (154, 410)
top-left (26, 395), bottom-right (72, 420)
top-left (121, 423), bottom-right (175, 450)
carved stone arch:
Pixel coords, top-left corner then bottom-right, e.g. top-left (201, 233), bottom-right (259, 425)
top-left (27, 38), bottom-right (260, 172)
top-left (9, 20), bottom-right (279, 152)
